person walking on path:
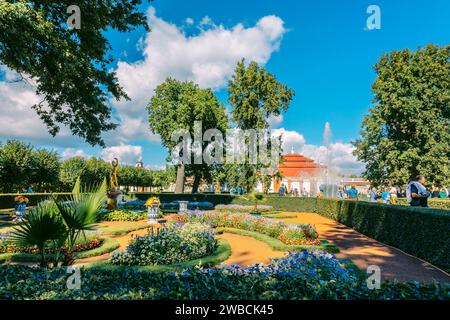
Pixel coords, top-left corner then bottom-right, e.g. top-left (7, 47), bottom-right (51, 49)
top-left (407, 175), bottom-right (430, 207)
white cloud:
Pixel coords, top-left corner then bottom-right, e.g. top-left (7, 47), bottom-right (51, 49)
top-left (0, 81), bottom-right (86, 147)
top-left (271, 128), bottom-right (306, 153)
top-left (109, 8), bottom-right (286, 145)
top-left (62, 148), bottom-right (90, 159)
top-left (267, 114), bottom-right (284, 129)
top-left (185, 17), bottom-right (194, 25)
top-left (100, 145), bottom-right (143, 165)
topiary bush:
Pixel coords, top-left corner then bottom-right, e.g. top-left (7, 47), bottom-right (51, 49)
top-left (110, 222), bottom-right (216, 265)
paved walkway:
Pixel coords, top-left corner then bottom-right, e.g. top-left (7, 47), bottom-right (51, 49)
top-left (278, 212), bottom-right (450, 283)
top-left (217, 233), bottom-right (286, 266)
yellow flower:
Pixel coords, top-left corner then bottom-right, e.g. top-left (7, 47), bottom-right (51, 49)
top-left (145, 196), bottom-right (160, 207)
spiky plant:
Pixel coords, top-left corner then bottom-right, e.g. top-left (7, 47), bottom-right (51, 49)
top-left (56, 178), bottom-right (107, 265)
top-left (10, 202), bottom-right (66, 267)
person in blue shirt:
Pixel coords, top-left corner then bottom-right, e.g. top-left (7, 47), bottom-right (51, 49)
top-left (369, 187), bottom-right (377, 202)
top-left (381, 189), bottom-right (390, 203)
top-left (278, 185), bottom-right (285, 197)
top-left (344, 186), bottom-right (358, 200)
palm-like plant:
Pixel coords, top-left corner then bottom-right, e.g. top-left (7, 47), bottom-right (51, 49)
top-left (10, 202), bottom-right (66, 267)
top-left (10, 178), bottom-right (107, 267)
top-left (56, 178), bottom-right (107, 264)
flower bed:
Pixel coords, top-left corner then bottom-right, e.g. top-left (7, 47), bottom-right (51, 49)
top-left (111, 222), bottom-right (217, 265)
top-left (179, 212), bottom-right (320, 246)
top-left (1, 250), bottom-right (448, 300)
top-left (0, 235), bottom-right (102, 254)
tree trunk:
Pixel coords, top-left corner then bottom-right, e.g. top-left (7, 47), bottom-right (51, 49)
top-left (174, 164), bottom-right (185, 194)
top-left (192, 174), bottom-right (201, 194)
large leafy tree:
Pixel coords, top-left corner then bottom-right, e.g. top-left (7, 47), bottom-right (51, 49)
top-left (30, 148), bottom-right (60, 191)
top-left (227, 59), bottom-right (294, 192)
top-left (354, 45), bottom-right (450, 187)
top-left (0, 1), bottom-right (149, 146)
top-left (81, 157), bottom-right (110, 186)
top-left (59, 157), bottom-right (86, 191)
top-left (0, 140), bottom-right (33, 192)
top-left (147, 79), bottom-right (228, 193)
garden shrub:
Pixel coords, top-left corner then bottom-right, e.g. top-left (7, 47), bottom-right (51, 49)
top-left (0, 250), bottom-right (448, 300)
top-left (98, 210), bottom-right (147, 222)
top-left (110, 222), bottom-right (216, 265)
top-left (180, 212), bottom-right (320, 245)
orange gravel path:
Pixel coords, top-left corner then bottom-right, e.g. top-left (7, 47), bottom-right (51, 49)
top-left (74, 224), bottom-right (150, 264)
top-left (278, 212), bottom-right (450, 283)
top-left (217, 233), bottom-right (286, 266)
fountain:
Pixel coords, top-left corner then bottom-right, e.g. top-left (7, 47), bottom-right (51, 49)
top-left (320, 122), bottom-right (338, 198)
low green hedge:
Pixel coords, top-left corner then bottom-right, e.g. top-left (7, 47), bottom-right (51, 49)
top-left (396, 198), bottom-right (450, 210)
top-left (0, 193), bottom-right (71, 209)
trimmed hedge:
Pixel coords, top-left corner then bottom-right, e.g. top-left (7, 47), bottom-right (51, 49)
top-left (0, 193), bottom-right (71, 209)
top-left (131, 192), bottom-right (236, 205)
top-left (396, 198), bottom-right (450, 210)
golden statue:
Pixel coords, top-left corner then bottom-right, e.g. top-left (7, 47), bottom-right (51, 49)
top-left (107, 158), bottom-right (121, 210)
top-left (110, 158), bottom-right (119, 190)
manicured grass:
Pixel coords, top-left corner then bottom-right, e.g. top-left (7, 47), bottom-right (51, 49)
top-left (74, 237), bottom-right (119, 259)
top-left (0, 237), bottom-right (119, 263)
top-left (216, 227), bottom-right (339, 253)
top-left (79, 238), bottom-right (231, 272)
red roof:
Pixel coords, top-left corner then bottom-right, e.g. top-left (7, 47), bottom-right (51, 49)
top-left (278, 153), bottom-right (322, 177)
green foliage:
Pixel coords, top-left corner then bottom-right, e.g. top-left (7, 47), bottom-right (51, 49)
top-left (0, 193), bottom-right (71, 209)
top-left (0, 0), bottom-right (149, 146)
top-left (228, 59), bottom-right (294, 130)
top-left (29, 149), bottom-right (60, 191)
top-left (9, 180), bottom-right (107, 266)
top-left (59, 157), bottom-right (86, 191)
top-left (226, 60), bottom-right (294, 192)
top-left (9, 202), bottom-right (66, 266)
top-left (111, 222), bottom-right (217, 265)
top-left (147, 78), bottom-right (229, 193)
top-left (98, 210), bottom-right (147, 222)
top-left (0, 140), bottom-right (34, 192)
top-left (396, 198), bottom-right (450, 210)
top-left (354, 45), bottom-right (450, 187)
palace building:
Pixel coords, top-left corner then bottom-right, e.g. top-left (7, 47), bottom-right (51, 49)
top-left (256, 150), bottom-right (324, 195)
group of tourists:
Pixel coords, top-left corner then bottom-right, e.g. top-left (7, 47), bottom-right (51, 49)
top-left (369, 175), bottom-right (449, 208)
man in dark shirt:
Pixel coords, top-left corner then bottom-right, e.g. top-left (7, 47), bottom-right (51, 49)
top-left (409, 175), bottom-right (429, 207)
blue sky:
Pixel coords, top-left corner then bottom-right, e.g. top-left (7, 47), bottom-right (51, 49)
top-left (1, 0), bottom-right (449, 174)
